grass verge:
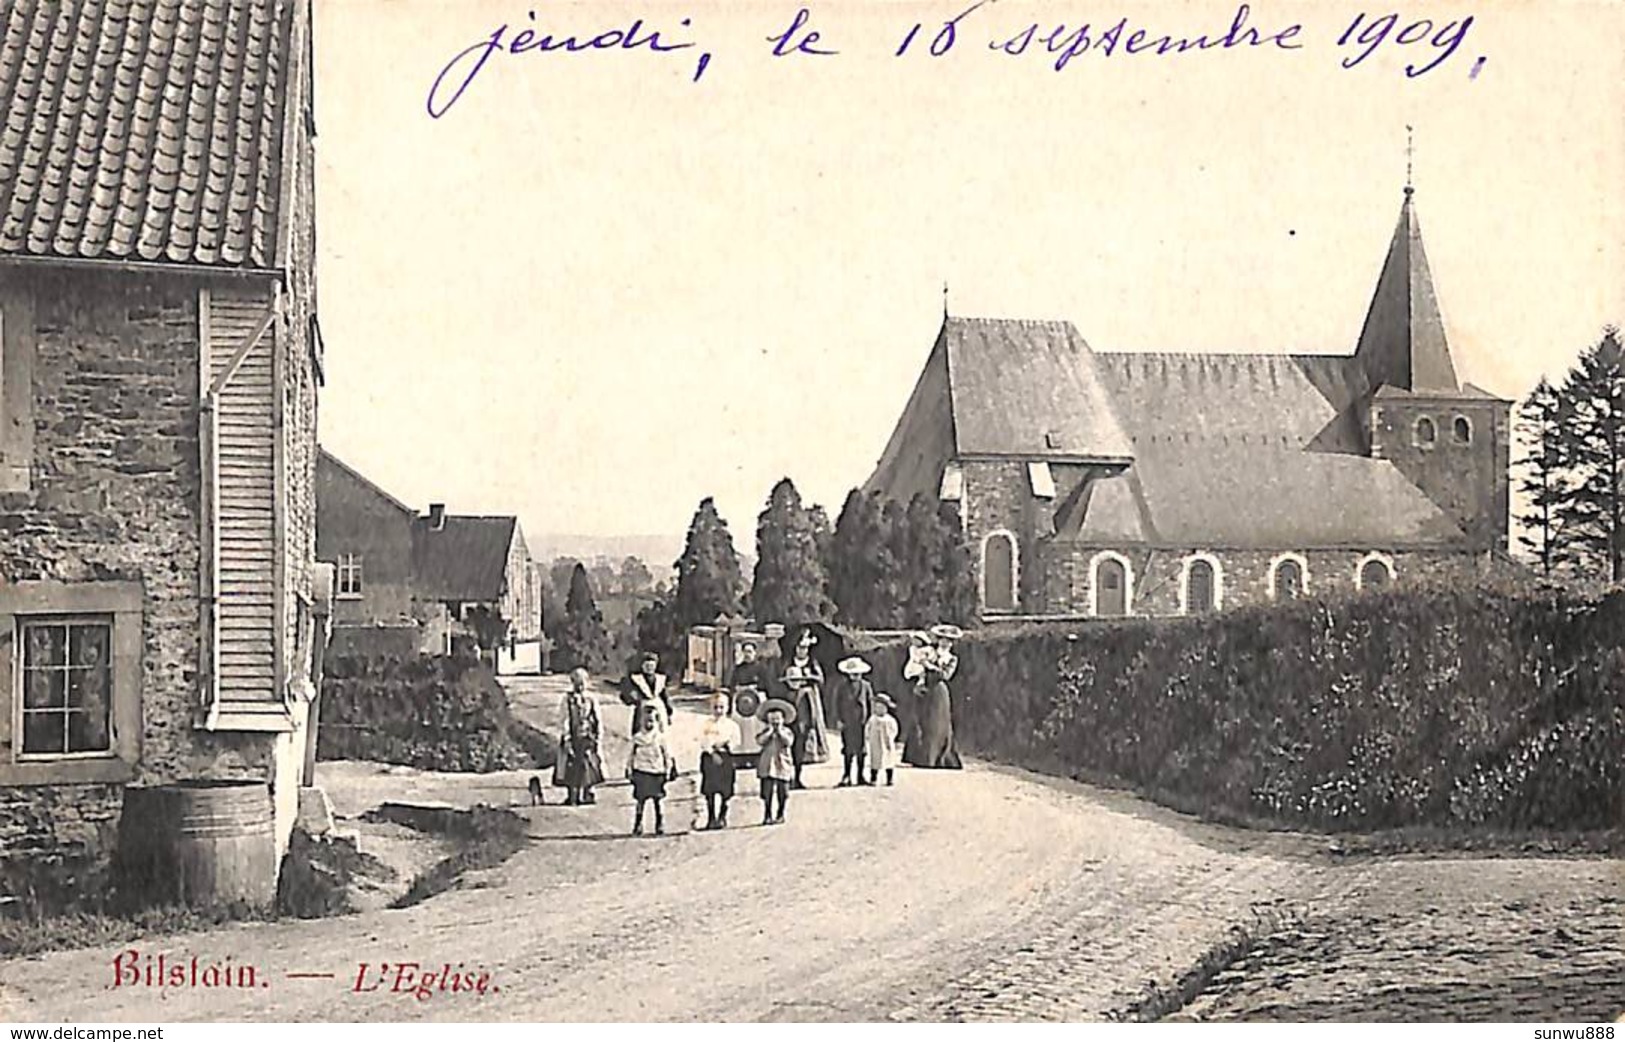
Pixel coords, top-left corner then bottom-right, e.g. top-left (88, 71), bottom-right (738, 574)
top-left (359, 803), bottom-right (529, 909)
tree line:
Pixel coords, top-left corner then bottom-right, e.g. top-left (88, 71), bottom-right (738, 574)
top-left (549, 478), bottom-right (978, 674)
top-left (1515, 325), bottom-right (1625, 581)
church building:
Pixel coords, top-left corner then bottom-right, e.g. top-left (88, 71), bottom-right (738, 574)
top-left (864, 186), bottom-right (1512, 619)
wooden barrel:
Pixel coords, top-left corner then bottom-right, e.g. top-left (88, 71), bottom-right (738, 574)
top-left (116, 780), bottom-right (276, 910)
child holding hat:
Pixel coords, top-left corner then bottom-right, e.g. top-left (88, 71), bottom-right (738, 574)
top-left (757, 699), bottom-right (797, 825)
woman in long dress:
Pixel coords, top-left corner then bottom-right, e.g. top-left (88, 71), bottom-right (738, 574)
top-left (903, 624), bottom-right (962, 770)
top-left (558, 667), bottom-right (605, 804)
top-left (781, 631), bottom-right (830, 788)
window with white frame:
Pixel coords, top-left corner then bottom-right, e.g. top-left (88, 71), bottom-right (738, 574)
top-left (336, 553), bottom-right (363, 598)
top-left (1270, 554), bottom-right (1308, 600)
top-left (1452, 416), bottom-right (1472, 445)
top-left (2, 581), bottom-right (141, 785)
top-left (18, 618), bottom-right (113, 758)
top-left (1414, 416), bottom-right (1437, 449)
top-left (981, 531), bottom-right (1017, 613)
top-left (1356, 553), bottom-right (1394, 590)
top-left (1181, 554), bottom-right (1222, 614)
top-left (1090, 551), bottom-right (1133, 617)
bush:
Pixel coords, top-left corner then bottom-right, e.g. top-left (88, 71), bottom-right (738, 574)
top-left (318, 654), bottom-right (557, 772)
top-left (926, 582), bottom-right (1625, 833)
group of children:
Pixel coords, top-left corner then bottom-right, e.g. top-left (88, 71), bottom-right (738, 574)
top-left (619, 652), bottom-right (901, 836)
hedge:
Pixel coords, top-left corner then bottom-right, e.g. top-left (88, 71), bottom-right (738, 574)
top-left (862, 581), bottom-right (1625, 833)
top-left (318, 654), bottom-right (556, 772)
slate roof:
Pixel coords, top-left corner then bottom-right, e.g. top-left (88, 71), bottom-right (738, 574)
top-left (1070, 442), bottom-right (1466, 549)
top-left (412, 516), bottom-right (519, 602)
top-left (316, 448), bottom-right (416, 518)
top-left (1352, 190), bottom-right (1459, 394)
top-left (943, 317), bottom-right (1134, 460)
top-left (1094, 350), bottom-right (1375, 455)
top-left (1084, 345), bottom-right (1468, 547)
top-left (0, 0), bottom-right (300, 269)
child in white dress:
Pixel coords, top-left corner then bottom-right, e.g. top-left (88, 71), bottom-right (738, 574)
top-left (865, 694), bottom-right (901, 787)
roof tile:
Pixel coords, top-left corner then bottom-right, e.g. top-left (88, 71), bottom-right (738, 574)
top-left (0, 0), bottom-right (296, 270)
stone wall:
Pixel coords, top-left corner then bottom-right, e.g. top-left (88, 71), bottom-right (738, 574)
top-left (1044, 544), bottom-right (1483, 616)
top-left (0, 268), bottom-right (283, 907)
top-left (961, 460), bottom-right (1053, 613)
top-left (1371, 396), bottom-right (1512, 552)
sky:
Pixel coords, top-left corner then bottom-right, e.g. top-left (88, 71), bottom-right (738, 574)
top-left (309, 0), bottom-right (1625, 562)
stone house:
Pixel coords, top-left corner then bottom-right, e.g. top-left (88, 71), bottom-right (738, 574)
top-left (865, 186), bottom-right (1511, 619)
top-left (0, 0), bottom-right (324, 900)
top-left (315, 450), bottom-right (543, 659)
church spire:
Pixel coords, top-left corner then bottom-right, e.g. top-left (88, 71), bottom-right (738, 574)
top-left (1351, 165), bottom-right (1459, 394)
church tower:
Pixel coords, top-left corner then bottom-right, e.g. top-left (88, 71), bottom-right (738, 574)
top-left (1357, 183), bottom-right (1511, 553)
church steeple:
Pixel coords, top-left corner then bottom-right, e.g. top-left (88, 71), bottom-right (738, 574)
top-left (1352, 179), bottom-right (1460, 394)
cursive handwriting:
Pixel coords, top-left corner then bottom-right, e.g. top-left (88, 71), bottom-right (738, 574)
top-left (424, 4), bottom-right (1487, 118)
top-left (427, 10), bottom-right (712, 118)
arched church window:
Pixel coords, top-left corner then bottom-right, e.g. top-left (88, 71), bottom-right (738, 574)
top-left (1453, 416), bottom-right (1472, 445)
top-left (1414, 416), bottom-right (1437, 448)
top-left (982, 531), bottom-right (1017, 613)
top-left (1091, 553), bottom-right (1132, 617)
top-left (1358, 555), bottom-right (1394, 589)
top-left (1271, 555), bottom-right (1307, 601)
top-left (1184, 558), bottom-right (1217, 614)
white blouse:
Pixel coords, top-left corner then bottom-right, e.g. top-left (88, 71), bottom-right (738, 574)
top-left (700, 716), bottom-right (741, 752)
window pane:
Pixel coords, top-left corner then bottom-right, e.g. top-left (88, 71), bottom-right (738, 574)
top-left (1188, 562), bottom-right (1213, 612)
top-left (23, 667), bottom-right (65, 709)
top-left (22, 712), bottom-right (66, 755)
top-left (984, 535), bottom-right (1015, 612)
top-left (26, 624), bottom-right (66, 667)
top-left (68, 708), bottom-right (111, 753)
top-left (71, 624), bottom-right (108, 667)
top-left (1276, 561), bottom-right (1302, 598)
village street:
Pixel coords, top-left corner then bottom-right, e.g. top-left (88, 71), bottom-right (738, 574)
top-left (1, 676), bottom-right (1619, 1023)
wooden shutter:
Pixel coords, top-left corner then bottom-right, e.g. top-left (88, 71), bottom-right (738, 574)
top-left (206, 289), bottom-right (279, 704)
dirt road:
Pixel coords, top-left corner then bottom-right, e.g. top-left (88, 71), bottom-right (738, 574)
top-left (1, 675), bottom-right (1615, 1022)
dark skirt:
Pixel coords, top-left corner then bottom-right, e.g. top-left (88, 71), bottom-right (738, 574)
top-left (630, 769), bottom-right (668, 800)
top-left (699, 750), bottom-right (736, 797)
top-left (904, 679), bottom-right (962, 770)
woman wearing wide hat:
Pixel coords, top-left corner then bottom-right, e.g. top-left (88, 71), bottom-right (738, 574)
top-left (834, 656), bottom-right (876, 786)
top-left (780, 626), bottom-right (830, 788)
top-left (903, 623), bottom-right (963, 769)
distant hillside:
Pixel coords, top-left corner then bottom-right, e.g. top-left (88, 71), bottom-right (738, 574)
top-left (528, 533), bottom-right (685, 570)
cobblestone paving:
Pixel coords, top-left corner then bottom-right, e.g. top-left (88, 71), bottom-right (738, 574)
top-left (1174, 858), bottom-right (1625, 1022)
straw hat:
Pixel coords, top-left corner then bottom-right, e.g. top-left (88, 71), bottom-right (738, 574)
top-left (873, 692), bottom-right (894, 709)
top-left (837, 656), bottom-right (872, 676)
top-left (929, 623), bottom-right (964, 642)
top-left (909, 631), bottom-right (931, 647)
top-left (760, 698), bottom-right (797, 724)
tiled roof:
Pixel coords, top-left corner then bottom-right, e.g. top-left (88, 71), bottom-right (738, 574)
top-left (412, 516), bottom-right (518, 602)
top-left (0, 0), bottom-right (298, 269)
top-left (943, 317), bottom-right (1134, 460)
top-left (1071, 441), bottom-right (1465, 549)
